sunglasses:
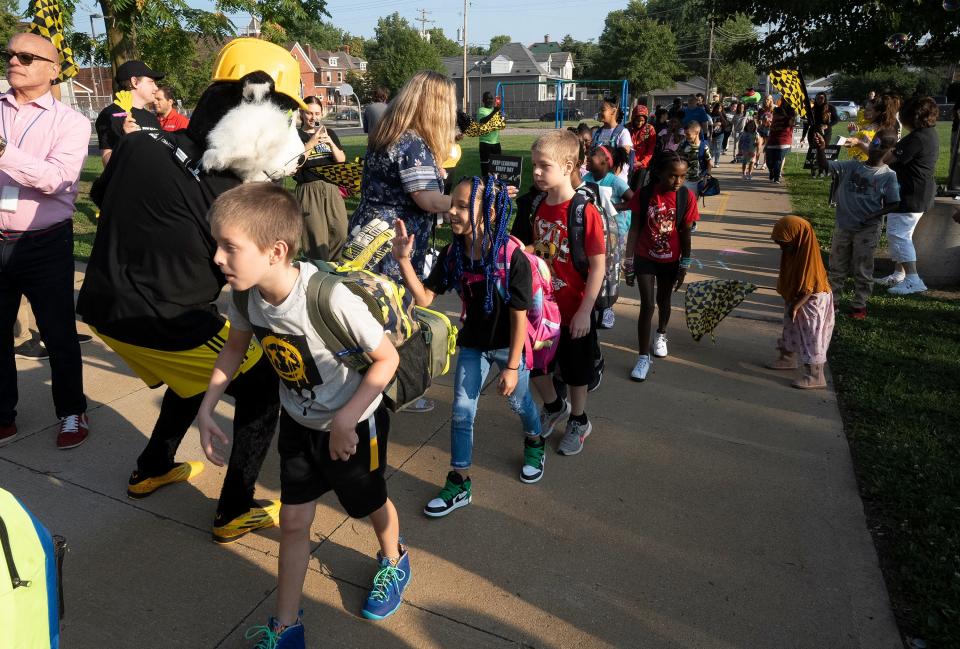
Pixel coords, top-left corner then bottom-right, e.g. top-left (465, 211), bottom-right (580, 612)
top-left (2, 50), bottom-right (57, 66)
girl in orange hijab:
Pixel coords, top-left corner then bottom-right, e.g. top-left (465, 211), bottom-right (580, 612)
top-left (768, 216), bottom-right (835, 389)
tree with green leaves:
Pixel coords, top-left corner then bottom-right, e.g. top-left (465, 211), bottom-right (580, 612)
top-left (365, 13), bottom-right (443, 94)
top-left (830, 66), bottom-right (945, 101)
top-left (426, 28), bottom-right (462, 57)
top-left (712, 0), bottom-right (960, 74)
top-left (487, 34), bottom-right (511, 55)
top-left (559, 34), bottom-right (599, 78)
top-left (593, 0), bottom-right (684, 96)
top-left (713, 59), bottom-right (756, 97)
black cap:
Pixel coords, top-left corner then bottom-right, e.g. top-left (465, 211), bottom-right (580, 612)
top-left (115, 60), bottom-right (165, 83)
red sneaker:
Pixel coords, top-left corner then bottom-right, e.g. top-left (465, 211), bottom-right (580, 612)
top-left (849, 307), bottom-right (867, 320)
top-left (0, 422), bottom-right (16, 444)
top-left (57, 413), bottom-right (89, 450)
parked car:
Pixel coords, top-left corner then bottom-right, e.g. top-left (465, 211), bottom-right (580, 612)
top-left (828, 100), bottom-right (859, 121)
top-left (539, 108), bottom-right (585, 122)
top-left (334, 109), bottom-right (359, 121)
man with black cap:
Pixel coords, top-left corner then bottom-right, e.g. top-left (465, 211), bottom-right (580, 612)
top-left (94, 60), bottom-right (163, 165)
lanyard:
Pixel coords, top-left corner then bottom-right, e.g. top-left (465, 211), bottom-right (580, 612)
top-left (1, 94), bottom-right (54, 148)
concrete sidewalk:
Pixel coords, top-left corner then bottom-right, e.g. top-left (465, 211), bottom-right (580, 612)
top-left (0, 162), bottom-right (902, 648)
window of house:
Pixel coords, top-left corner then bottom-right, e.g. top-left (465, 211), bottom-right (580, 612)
top-left (360, 62), bottom-right (367, 71)
top-left (337, 72), bottom-right (343, 82)
top-left (326, 71), bottom-right (331, 83)
top-left (329, 57), bottom-right (338, 67)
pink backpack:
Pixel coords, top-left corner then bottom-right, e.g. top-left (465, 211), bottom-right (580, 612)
top-left (454, 235), bottom-right (561, 370)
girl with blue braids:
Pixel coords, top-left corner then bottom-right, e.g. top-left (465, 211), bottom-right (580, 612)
top-left (392, 176), bottom-right (544, 518)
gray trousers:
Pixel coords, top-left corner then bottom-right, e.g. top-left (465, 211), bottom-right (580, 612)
top-left (829, 223), bottom-right (881, 309)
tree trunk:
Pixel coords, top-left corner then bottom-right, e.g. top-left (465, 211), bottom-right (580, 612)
top-left (100, 0), bottom-right (137, 78)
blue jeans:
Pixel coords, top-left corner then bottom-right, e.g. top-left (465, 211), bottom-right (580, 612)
top-left (450, 347), bottom-right (541, 470)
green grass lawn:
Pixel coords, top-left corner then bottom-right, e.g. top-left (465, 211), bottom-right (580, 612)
top-left (783, 121), bottom-right (960, 646)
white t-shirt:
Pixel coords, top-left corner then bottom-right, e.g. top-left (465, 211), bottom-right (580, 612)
top-left (229, 262), bottom-right (385, 430)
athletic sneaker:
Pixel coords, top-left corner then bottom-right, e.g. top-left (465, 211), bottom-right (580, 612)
top-left (14, 338), bottom-right (48, 360)
top-left (423, 471), bottom-right (471, 517)
top-left (362, 543), bottom-right (411, 620)
top-left (599, 307), bottom-right (616, 329)
top-left (403, 398), bottom-right (435, 413)
top-left (849, 307), bottom-right (867, 320)
top-left (558, 418), bottom-right (592, 456)
top-left (521, 436), bottom-right (546, 483)
top-left (538, 398), bottom-right (571, 439)
top-left (56, 413), bottom-right (89, 449)
top-left (0, 422), bottom-right (16, 444)
top-left (77, 333), bottom-right (93, 344)
top-left (127, 461), bottom-right (204, 498)
top-left (877, 271), bottom-right (906, 286)
top-left (245, 615), bottom-right (304, 649)
top-left (212, 500), bottom-right (281, 544)
top-left (630, 355), bottom-right (651, 382)
top-left (888, 276), bottom-right (928, 295)
top-left (652, 333), bottom-right (669, 358)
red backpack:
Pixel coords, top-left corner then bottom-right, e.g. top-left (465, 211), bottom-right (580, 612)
top-left (452, 235), bottom-right (561, 371)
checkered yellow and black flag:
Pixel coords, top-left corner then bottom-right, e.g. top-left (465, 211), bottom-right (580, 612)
top-left (769, 69), bottom-right (811, 119)
top-left (28, 0), bottom-right (78, 83)
top-left (308, 157), bottom-right (364, 196)
top-left (462, 110), bottom-right (506, 138)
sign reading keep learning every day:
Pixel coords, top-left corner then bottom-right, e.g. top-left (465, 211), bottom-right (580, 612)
top-left (488, 155), bottom-right (523, 188)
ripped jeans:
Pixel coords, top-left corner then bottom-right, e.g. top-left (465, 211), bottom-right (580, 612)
top-left (450, 346), bottom-right (541, 470)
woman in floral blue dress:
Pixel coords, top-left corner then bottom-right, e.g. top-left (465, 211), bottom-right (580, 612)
top-left (349, 71), bottom-right (458, 283)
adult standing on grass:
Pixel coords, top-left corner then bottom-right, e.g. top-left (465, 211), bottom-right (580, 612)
top-left (295, 95), bottom-right (347, 260)
top-left (0, 33), bottom-right (92, 448)
top-left (94, 60), bottom-right (163, 165)
top-left (477, 91), bottom-right (501, 178)
top-left (882, 96), bottom-right (941, 295)
top-left (347, 70), bottom-right (457, 413)
top-left (363, 86), bottom-right (389, 137)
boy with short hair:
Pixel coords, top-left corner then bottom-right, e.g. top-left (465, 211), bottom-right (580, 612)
top-left (528, 130), bottom-right (606, 456)
top-left (819, 130), bottom-right (900, 321)
top-left (197, 183), bottom-right (408, 648)
top-left (677, 122), bottom-right (712, 195)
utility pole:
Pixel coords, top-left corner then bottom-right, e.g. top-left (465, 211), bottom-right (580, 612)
top-left (415, 8), bottom-right (435, 38)
top-left (462, 0), bottom-right (469, 109)
top-left (705, 16), bottom-right (715, 100)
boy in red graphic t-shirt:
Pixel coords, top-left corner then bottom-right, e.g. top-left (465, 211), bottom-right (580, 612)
top-left (528, 130), bottom-right (606, 457)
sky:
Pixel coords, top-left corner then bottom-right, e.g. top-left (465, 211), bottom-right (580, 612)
top-left (60, 0), bottom-right (632, 49)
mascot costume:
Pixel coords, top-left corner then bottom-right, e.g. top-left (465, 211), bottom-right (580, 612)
top-left (76, 39), bottom-right (308, 544)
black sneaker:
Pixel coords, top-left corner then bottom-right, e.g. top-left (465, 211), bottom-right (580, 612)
top-left (14, 338), bottom-right (48, 360)
top-left (77, 333), bottom-right (93, 344)
top-left (423, 471), bottom-right (471, 518)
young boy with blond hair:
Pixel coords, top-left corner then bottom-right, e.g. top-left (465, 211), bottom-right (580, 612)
top-left (197, 183), bottom-right (408, 648)
top-left (528, 130), bottom-right (606, 455)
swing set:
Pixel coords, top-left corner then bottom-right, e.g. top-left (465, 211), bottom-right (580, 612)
top-left (495, 79), bottom-right (630, 128)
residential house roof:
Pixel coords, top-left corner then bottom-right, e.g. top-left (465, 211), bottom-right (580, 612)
top-left (442, 42), bottom-right (573, 79)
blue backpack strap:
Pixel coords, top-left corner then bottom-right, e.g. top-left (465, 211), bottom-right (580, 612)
top-left (698, 138), bottom-right (707, 171)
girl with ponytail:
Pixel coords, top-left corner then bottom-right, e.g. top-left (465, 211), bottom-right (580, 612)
top-left (391, 176), bottom-right (545, 518)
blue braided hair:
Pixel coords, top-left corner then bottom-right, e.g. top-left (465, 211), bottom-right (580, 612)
top-left (449, 175), bottom-right (513, 314)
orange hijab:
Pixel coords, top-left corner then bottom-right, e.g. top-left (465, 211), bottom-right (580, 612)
top-left (772, 216), bottom-right (830, 300)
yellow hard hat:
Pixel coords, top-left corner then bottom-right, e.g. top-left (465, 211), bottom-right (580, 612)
top-left (211, 38), bottom-right (307, 110)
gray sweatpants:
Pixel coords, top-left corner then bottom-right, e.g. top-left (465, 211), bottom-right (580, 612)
top-left (828, 223), bottom-right (881, 309)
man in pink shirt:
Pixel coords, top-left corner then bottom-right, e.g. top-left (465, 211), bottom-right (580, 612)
top-left (0, 33), bottom-right (91, 448)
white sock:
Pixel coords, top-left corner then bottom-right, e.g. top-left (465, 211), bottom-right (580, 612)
top-left (905, 273), bottom-right (920, 281)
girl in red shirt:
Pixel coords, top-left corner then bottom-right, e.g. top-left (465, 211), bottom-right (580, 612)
top-left (623, 151), bottom-right (699, 382)
top-left (628, 104), bottom-right (657, 190)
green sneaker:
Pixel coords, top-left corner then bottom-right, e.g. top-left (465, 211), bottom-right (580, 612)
top-left (521, 436), bottom-right (546, 483)
top-left (423, 471), bottom-right (471, 518)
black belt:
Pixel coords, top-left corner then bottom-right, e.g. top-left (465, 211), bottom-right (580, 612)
top-left (0, 219), bottom-right (71, 241)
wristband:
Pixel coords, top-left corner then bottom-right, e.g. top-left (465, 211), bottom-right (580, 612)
top-left (505, 365), bottom-right (519, 371)
top-left (679, 257), bottom-right (692, 269)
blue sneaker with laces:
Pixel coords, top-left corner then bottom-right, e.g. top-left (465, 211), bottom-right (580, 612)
top-left (245, 614), bottom-right (304, 649)
top-left (361, 542), bottom-right (411, 620)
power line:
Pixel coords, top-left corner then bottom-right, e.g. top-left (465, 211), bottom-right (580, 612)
top-left (414, 8), bottom-right (435, 36)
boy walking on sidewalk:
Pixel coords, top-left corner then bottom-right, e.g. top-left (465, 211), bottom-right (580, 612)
top-left (198, 184), bottom-right (409, 648)
top-left (818, 130), bottom-right (900, 319)
top-left (528, 130), bottom-right (606, 455)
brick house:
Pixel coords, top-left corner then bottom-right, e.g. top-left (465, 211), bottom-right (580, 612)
top-left (300, 44), bottom-right (367, 113)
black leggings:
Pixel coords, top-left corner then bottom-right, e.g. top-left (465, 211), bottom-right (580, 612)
top-left (136, 355), bottom-right (280, 520)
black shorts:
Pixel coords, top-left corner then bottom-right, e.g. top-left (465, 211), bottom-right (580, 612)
top-left (278, 406), bottom-right (389, 518)
top-left (532, 310), bottom-right (599, 387)
top-left (635, 257), bottom-right (681, 284)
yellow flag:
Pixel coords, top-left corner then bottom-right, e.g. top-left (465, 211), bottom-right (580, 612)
top-left (769, 69), bottom-right (811, 119)
top-left (27, 0), bottom-right (78, 83)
